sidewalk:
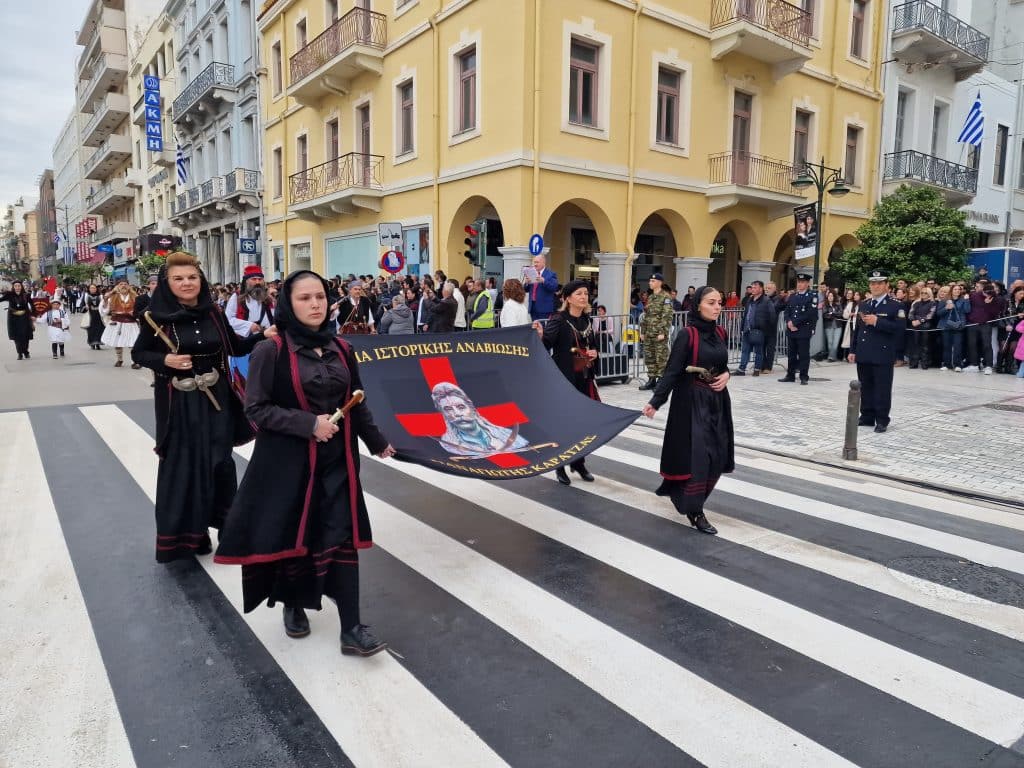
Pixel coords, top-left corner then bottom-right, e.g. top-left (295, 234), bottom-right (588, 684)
top-left (600, 359), bottom-right (1024, 506)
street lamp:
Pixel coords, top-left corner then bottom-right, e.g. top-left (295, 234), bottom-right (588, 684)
top-left (791, 157), bottom-right (850, 288)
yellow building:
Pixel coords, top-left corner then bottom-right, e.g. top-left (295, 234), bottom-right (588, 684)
top-left (257, 0), bottom-right (884, 312)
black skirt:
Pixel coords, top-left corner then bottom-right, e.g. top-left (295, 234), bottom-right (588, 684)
top-left (239, 435), bottom-right (364, 612)
top-left (154, 375), bottom-right (238, 562)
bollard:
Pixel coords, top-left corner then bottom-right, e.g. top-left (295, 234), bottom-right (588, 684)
top-left (842, 380), bottom-right (861, 461)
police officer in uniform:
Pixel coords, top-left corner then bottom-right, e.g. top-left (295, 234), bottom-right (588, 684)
top-left (848, 270), bottom-right (902, 433)
top-left (779, 270), bottom-right (817, 385)
top-left (639, 273), bottom-right (675, 391)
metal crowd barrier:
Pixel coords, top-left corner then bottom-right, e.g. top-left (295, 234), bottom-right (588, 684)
top-left (591, 308), bottom-right (790, 384)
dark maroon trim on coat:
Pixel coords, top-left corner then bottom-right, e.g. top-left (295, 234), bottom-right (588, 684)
top-left (331, 339), bottom-right (370, 549)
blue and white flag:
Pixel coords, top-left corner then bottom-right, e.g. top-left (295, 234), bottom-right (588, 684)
top-left (53, 231), bottom-right (60, 245)
top-left (957, 91), bottom-right (984, 147)
top-left (176, 143), bottom-right (189, 185)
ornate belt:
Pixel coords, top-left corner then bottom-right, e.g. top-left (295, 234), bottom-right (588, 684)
top-left (11, 310), bottom-right (26, 316)
top-left (171, 370), bottom-right (222, 411)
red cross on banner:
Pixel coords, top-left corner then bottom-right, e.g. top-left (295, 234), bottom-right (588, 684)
top-left (395, 357), bottom-right (532, 468)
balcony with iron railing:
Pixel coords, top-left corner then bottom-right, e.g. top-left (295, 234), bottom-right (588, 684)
top-left (83, 133), bottom-right (132, 181)
top-left (82, 91), bottom-right (130, 148)
top-left (706, 151), bottom-right (807, 214)
top-left (78, 7), bottom-right (128, 65)
top-left (289, 153), bottom-right (384, 220)
top-left (891, 1), bottom-right (988, 80)
top-left (85, 178), bottom-right (133, 216)
top-left (710, 0), bottom-right (813, 78)
top-left (90, 219), bottom-right (137, 245)
top-left (289, 8), bottom-right (386, 106)
top-left (172, 62), bottom-right (236, 128)
top-left (79, 52), bottom-right (129, 109)
top-left (224, 168), bottom-right (261, 198)
top-left (882, 149), bottom-right (977, 205)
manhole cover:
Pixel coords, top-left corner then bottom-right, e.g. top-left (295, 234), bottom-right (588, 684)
top-left (984, 403), bottom-right (1024, 413)
top-left (887, 556), bottom-right (1024, 607)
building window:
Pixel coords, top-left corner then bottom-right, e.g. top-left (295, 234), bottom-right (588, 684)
top-left (325, 118), bottom-right (339, 162)
top-left (801, 0), bottom-right (815, 36)
top-left (296, 135), bottom-right (308, 174)
top-left (296, 18), bottom-right (307, 49)
top-left (850, 0), bottom-right (867, 58)
top-left (456, 47), bottom-right (476, 134)
top-left (931, 103), bottom-right (947, 157)
top-left (994, 124), bottom-right (1009, 186)
top-left (398, 80), bottom-right (415, 154)
top-left (845, 126), bottom-right (861, 186)
top-left (272, 147), bottom-right (283, 198)
top-left (655, 67), bottom-right (680, 145)
top-left (290, 242), bottom-right (311, 272)
top-left (326, 0), bottom-right (338, 24)
top-left (894, 90), bottom-right (908, 153)
top-left (271, 42), bottom-right (282, 95)
top-left (794, 109), bottom-right (811, 168)
top-left (569, 39), bottom-right (599, 127)
top-left (967, 144), bottom-right (980, 171)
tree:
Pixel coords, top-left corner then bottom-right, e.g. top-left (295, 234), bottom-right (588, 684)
top-left (57, 262), bottom-right (102, 285)
top-left (136, 252), bottom-right (167, 277)
top-left (831, 185), bottom-right (975, 289)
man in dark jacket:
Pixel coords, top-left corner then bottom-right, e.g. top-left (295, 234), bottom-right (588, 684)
top-left (735, 280), bottom-right (776, 376)
top-left (965, 280), bottom-right (1005, 373)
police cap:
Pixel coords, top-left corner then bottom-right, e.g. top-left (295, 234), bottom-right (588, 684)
top-left (795, 270), bottom-right (813, 281)
top-left (867, 269), bottom-right (889, 282)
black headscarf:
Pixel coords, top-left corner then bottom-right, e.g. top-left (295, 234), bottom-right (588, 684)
top-left (275, 270), bottom-right (336, 348)
top-left (147, 258), bottom-right (215, 323)
top-left (689, 286), bottom-right (722, 338)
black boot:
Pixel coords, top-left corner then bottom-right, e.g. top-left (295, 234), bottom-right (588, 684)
top-left (571, 463), bottom-right (595, 482)
top-left (341, 624), bottom-right (387, 656)
top-left (555, 467), bottom-right (571, 486)
top-left (638, 377), bottom-right (658, 391)
top-left (690, 513), bottom-right (718, 535)
top-left (283, 606), bottom-right (311, 638)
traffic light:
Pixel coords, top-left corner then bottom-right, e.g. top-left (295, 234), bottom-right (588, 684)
top-left (463, 219), bottom-right (488, 266)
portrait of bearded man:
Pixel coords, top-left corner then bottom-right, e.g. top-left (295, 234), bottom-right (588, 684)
top-left (431, 382), bottom-right (529, 457)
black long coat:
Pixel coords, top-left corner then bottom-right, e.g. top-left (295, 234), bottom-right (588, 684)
top-left (1, 290), bottom-right (34, 345)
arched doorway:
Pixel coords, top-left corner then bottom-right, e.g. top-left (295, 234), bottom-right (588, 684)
top-left (707, 221), bottom-right (759, 295)
top-left (772, 230), bottom-right (796, 288)
top-left (824, 234), bottom-right (859, 289)
top-left (446, 195), bottom-right (505, 281)
top-left (541, 199), bottom-right (615, 285)
top-left (632, 209), bottom-right (695, 293)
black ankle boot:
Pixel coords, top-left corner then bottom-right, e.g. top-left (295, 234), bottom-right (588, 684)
top-left (283, 606), bottom-right (311, 638)
top-left (691, 513), bottom-right (718, 535)
top-left (571, 464), bottom-right (595, 482)
top-left (555, 467), bottom-right (571, 485)
top-left (340, 624), bottom-right (386, 656)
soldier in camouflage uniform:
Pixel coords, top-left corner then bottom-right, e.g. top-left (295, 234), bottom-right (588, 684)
top-left (639, 273), bottom-right (675, 390)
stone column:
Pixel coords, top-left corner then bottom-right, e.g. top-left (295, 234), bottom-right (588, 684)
top-left (498, 245), bottom-right (543, 285)
top-left (596, 252), bottom-right (629, 317)
top-left (223, 228), bottom-right (238, 283)
top-left (195, 235), bottom-right (208, 274)
top-left (673, 257), bottom-right (713, 293)
top-left (739, 260), bottom-right (776, 290)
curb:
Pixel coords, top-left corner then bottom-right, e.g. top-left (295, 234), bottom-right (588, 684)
top-left (625, 420), bottom-right (1024, 513)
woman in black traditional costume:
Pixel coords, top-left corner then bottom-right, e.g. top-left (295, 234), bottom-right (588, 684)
top-left (215, 270), bottom-right (395, 657)
top-left (84, 284), bottom-right (105, 349)
top-left (540, 279), bottom-right (599, 486)
top-left (1, 280), bottom-right (35, 359)
top-left (132, 251), bottom-right (270, 562)
top-left (642, 286), bottom-right (734, 535)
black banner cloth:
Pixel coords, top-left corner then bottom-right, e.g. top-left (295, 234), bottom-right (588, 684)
top-left (345, 326), bottom-right (640, 479)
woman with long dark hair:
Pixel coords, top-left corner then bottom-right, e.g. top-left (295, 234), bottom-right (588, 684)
top-left (540, 279), bottom-right (599, 486)
top-left (0, 280), bottom-right (34, 360)
top-left (132, 251), bottom-right (271, 562)
top-left (83, 284), bottom-right (105, 349)
top-left (216, 270), bottom-right (395, 656)
top-left (641, 286), bottom-right (734, 535)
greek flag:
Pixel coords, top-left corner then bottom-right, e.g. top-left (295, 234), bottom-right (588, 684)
top-left (176, 144), bottom-right (189, 185)
top-left (53, 231), bottom-right (60, 245)
top-left (957, 92), bottom-right (984, 147)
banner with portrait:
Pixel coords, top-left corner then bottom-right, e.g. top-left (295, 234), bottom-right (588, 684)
top-left (344, 326), bottom-right (639, 479)
top-left (794, 203), bottom-right (818, 261)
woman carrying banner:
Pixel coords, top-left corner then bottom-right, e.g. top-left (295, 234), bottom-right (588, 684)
top-left (1, 280), bottom-right (35, 360)
top-left (641, 286), bottom-right (734, 535)
top-left (132, 251), bottom-right (271, 562)
top-left (215, 270), bottom-right (396, 657)
top-left (540, 279), bottom-right (599, 486)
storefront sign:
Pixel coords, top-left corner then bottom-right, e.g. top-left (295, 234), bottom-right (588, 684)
top-left (144, 75), bottom-right (163, 152)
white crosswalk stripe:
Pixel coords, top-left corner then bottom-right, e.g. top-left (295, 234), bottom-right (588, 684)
top-left (5, 403), bottom-right (1024, 767)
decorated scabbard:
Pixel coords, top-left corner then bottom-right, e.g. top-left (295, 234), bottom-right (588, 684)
top-left (329, 390), bottom-right (365, 424)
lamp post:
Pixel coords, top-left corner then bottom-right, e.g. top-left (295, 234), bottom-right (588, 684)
top-left (791, 158), bottom-right (850, 288)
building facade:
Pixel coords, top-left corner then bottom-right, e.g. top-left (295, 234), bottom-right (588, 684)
top-left (36, 171), bottom-right (58, 277)
top-left (22, 210), bottom-right (41, 280)
top-left (76, 0), bottom-right (165, 277)
top-left (256, 0), bottom-right (885, 312)
top-left (128, 11), bottom-right (185, 265)
top-left (2, 198), bottom-right (34, 271)
top-left (167, 0), bottom-right (264, 285)
top-left (52, 109), bottom-right (89, 266)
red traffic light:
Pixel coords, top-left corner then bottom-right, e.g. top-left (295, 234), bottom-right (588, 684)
top-left (464, 224), bottom-right (479, 237)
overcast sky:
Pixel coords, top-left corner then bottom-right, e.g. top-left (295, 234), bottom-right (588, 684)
top-left (0, 0), bottom-right (91, 206)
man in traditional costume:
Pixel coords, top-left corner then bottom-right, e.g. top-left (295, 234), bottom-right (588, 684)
top-left (225, 265), bottom-right (274, 386)
top-left (101, 280), bottom-right (140, 368)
